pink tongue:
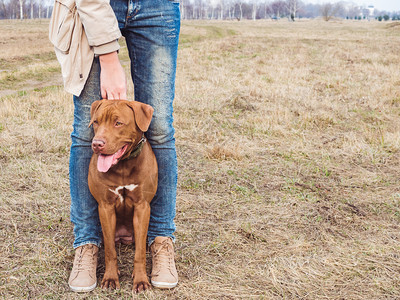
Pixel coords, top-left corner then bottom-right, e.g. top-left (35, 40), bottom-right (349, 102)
top-left (97, 145), bottom-right (128, 173)
top-left (97, 153), bottom-right (118, 173)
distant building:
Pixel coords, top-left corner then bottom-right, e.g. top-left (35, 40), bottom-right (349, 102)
top-left (359, 5), bottom-right (375, 20)
top-left (367, 5), bottom-right (375, 19)
top-left (367, 6), bottom-right (375, 16)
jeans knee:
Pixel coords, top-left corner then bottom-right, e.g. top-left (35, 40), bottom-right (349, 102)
top-left (71, 125), bottom-right (93, 148)
top-left (71, 97), bottom-right (94, 147)
top-left (147, 116), bottom-right (175, 147)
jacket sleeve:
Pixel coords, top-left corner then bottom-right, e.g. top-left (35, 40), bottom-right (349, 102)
top-left (75, 0), bottom-right (121, 55)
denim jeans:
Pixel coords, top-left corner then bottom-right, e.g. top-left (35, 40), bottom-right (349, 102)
top-left (70, 0), bottom-right (180, 249)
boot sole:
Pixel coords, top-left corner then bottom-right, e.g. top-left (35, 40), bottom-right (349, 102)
top-left (69, 282), bottom-right (97, 293)
top-left (151, 280), bottom-right (178, 289)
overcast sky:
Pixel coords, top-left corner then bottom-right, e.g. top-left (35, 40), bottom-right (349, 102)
top-left (304, 0), bottom-right (399, 12)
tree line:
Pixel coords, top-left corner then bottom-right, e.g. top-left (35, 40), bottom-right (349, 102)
top-left (0, 0), bottom-right (398, 20)
top-left (180, 0), bottom-right (399, 21)
top-left (0, 0), bottom-right (51, 19)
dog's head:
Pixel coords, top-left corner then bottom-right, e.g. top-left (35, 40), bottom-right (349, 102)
top-left (89, 99), bottom-right (154, 172)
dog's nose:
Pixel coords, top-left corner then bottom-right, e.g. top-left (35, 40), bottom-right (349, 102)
top-left (92, 139), bottom-right (105, 152)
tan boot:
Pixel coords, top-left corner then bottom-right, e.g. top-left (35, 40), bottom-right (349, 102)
top-left (150, 237), bottom-right (178, 289)
top-left (68, 244), bottom-right (98, 292)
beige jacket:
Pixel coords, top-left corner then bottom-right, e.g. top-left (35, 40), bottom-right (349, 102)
top-left (49, 0), bottom-right (121, 96)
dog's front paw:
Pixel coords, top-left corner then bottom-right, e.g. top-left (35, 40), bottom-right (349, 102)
top-left (133, 274), bottom-right (151, 293)
top-left (101, 271), bottom-right (120, 289)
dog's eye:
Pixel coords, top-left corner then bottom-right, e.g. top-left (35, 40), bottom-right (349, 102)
top-left (93, 120), bottom-right (98, 124)
top-left (115, 121), bottom-right (123, 127)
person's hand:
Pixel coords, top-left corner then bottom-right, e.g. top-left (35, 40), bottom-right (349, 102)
top-left (99, 51), bottom-right (127, 100)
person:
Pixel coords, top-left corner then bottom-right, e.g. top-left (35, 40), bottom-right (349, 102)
top-left (50, 0), bottom-right (180, 292)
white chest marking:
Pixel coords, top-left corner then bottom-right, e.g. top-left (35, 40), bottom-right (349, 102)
top-left (109, 184), bottom-right (138, 203)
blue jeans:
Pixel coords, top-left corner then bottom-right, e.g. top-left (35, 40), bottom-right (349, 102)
top-left (70, 0), bottom-right (180, 249)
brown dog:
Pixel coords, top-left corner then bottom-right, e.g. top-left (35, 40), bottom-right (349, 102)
top-left (88, 99), bottom-right (158, 293)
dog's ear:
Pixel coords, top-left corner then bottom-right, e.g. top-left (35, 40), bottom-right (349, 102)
top-left (88, 100), bottom-right (103, 127)
top-left (126, 101), bottom-right (154, 132)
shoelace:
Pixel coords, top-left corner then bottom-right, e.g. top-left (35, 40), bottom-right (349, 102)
top-left (75, 246), bottom-right (96, 273)
top-left (152, 241), bottom-right (174, 272)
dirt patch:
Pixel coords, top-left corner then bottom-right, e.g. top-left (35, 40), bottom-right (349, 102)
top-left (0, 77), bottom-right (63, 98)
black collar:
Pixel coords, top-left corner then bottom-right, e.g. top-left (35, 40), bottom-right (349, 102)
top-left (123, 135), bottom-right (146, 160)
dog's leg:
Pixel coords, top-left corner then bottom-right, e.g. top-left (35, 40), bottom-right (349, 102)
top-left (98, 204), bottom-right (120, 289)
top-left (132, 200), bottom-right (151, 293)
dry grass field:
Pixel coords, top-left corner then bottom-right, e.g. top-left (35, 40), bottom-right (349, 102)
top-left (1, 18), bottom-right (400, 299)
